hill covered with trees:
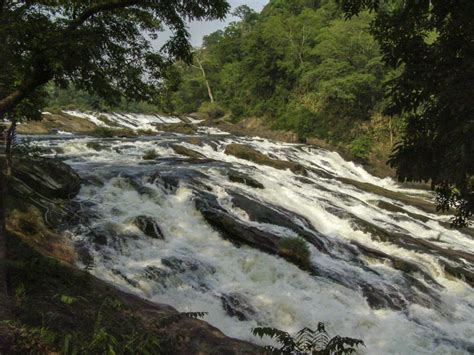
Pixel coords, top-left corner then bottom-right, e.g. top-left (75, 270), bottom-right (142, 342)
top-left (165, 0), bottom-right (401, 163)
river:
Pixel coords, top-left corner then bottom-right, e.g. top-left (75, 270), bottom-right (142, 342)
top-left (31, 122), bottom-right (474, 354)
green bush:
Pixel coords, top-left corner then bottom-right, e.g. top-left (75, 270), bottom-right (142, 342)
top-left (349, 135), bottom-right (373, 161)
top-left (198, 101), bottom-right (225, 119)
top-left (90, 127), bottom-right (115, 138)
top-left (143, 149), bottom-right (158, 160)
top-left (90, 127), bottom-right (137, 138)
top-left (278, 236), bottom-right (311, 269)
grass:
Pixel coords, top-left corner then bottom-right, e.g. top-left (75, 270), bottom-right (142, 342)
top-left (278, 237), bottom-right (311, 270)
top-left (142, 149), bottom-right (158, 160)
top-left (1, 235), bottom-right (175, 354)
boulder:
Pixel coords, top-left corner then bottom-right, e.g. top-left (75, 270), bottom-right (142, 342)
top-left (220, 293), bottom-right (256, 321)
top-left (195, 191), bottom-right (280, 254)
top-left (13, 157), bottom-right (81, 199)
top-left (224, 143), bottom-right (306, 174)
top-left (171, 144), bottom-right (206, 159)
top-left (227, 170), bottom-right (264, 189)
top-left (132, 215), bottom-right (164, 240)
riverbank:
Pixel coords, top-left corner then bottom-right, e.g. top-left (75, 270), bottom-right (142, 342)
top-left (1, 155), bottom-right (260, 354)
top-left (16, 109), bottom-right (396, 180)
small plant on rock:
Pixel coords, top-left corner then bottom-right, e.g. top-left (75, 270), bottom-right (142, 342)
top-left (278, 236), bottom-right (311, 269)
top-left (143, 149), bottom-right (158, 160)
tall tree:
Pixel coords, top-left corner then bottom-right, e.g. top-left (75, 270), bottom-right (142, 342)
top-left (0, 0), bottom-right (230, 296)
top-left (339, 0), bottom-right (474, 226)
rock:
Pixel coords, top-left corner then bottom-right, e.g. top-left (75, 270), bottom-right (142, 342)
top-left (195, 191), bottom-right (280, 254)
top-left (224, 143), bottom-right (306, 174)
top-left (374, 200), bottom-right (430, 223)
top-left (156, 122), bottom-right (197, 135)
top-left (228, 192), bottom-right (327, 252)
top-left (171, 144), bottom-right (206, 159)
top-left (86, 141), bottom-right (106, 151)
top-left (162, 256), bottom-right (216, 275)
top-left (13, 157), bottom-right (81, 199)
top-left (227, 170), bottom-right (264, 189)
top-left (220, 293), bottom-right (256, 321)
top-left (339, 177), bottom-right (439, 215)
top-left (132, 215), bottom-right (164, 240)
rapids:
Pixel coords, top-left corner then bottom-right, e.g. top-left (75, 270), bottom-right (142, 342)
top-left (31, 125), bottom-right (474, 354)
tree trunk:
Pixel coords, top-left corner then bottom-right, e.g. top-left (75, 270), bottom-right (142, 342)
top-left (195, 57), bottom-right (215, 103)
top-left (388, 116), bottom-right (394, 147)
top-left (0, 120), bottom-right (16, 298)
top-left (0, 150), bottom-right (8, 297)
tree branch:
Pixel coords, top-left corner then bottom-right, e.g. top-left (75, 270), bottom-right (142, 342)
top-left (68, 0), bottom-right (140, 30)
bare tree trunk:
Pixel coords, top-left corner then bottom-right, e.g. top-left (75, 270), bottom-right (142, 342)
top-left (388, 116), bottom-right (393, 147)
top-left (195, 57), bottom-right (215, 103)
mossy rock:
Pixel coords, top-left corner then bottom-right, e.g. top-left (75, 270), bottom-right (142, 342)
top-left (278, 237), bottom-right (311, 269)
top-left (224, 144), bottom-right (306, 174)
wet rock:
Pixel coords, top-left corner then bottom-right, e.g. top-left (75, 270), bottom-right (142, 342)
top-left (374, 200), bottom-right (430, 223)
top-left (13, 157), bottom-right (81, 199)
top-left (143, 265), bottom-right (172, 282)
top-left (195, 191), bottom-right (280, 254)
top-left (162, 256), bottom-right (216, 275)
top-left (111, 269), bottom-right (140, 288)
top-left (224, 143), bottom-right (306, 175)
top-left (171, 144), bottom-right (206, 159)
top-left (220, 293), bottom-right (256, 321)
top-left (156, 122), bottom-right (197, 135)
top-left (227, 170), bottom-right (264, 189)
top-left (228, 192), bottom-right (327, 252)
top-left (86, 141), bottom-right (107, 151)
top-left (74, 241), bottom-right (94, 267)
top-left (339, 177), bottom-right (438, 215)
top-left (132, 215), bottom-right (164, 240)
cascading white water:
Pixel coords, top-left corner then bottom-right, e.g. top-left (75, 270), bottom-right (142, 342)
top-left (33, 123), bottom-right (474, 354)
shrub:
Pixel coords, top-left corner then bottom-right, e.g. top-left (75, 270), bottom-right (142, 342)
top-left (278, 236), bottom-right (311, 269)
top-left (143, 149), bottom-right (158, 160)
top-left (348, 135), bottom-right (373, 161)
top-left (252, 323), bottom-right (364, 354)
top-left (137, 129), bottom-right (156, 136)
top-left (90, 127), bottom-right (115, 138)
top-left (90, 127), bottom-right (137, 138)
top-left (198, 101), bottom-right (225, 119)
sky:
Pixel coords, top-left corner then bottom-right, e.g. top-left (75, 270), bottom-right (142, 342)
top-left (155, 0), bottom-right (268, 48)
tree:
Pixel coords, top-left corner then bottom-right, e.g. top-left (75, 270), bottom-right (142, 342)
top-left (0, 0), bottom-right (230, 296)
top-left (339, 0), bottom-right (474, 226)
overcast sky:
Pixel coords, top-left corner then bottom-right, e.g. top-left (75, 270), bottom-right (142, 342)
top-left (155, 0), bottom-right (268, 48)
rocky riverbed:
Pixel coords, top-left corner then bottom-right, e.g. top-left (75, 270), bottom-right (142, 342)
top-left (17, 118), bottom-right (473, 354)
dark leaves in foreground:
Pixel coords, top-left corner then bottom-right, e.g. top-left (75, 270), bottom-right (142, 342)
top-left (252, 323), bottom-right (364, 354)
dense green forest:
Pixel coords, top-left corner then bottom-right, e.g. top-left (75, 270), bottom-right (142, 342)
top-left (45, 0), bottom-right (400, 162)
top-left (166, 0), bottom-right (401, 160)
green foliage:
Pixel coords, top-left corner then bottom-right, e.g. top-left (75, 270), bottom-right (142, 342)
top-left (253, 323), bottom-right (364, 354)
top-left (348, 135), bottom-right (373, 161)
top-left (341, 0), bottom-right (474, 226)
top-left (143, 149), bottom-right (158, 160)
top-left (167, 0), bottom-right (390, 147)
top-left (198, 101), bottom-right (225, 119)
top-left (0, 0), bottom-right (231, 119)
top-left (91, 127), bottom-right (116, 138)
top-left (1, 321), bottom-right (57, 354)
top-left (90, 127), bottom-right (137, 138)
top-left (278, 236), bottom-right (311, 269)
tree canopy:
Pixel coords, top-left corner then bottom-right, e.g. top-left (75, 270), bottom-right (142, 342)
top-left (0, 0), bottom-right (230, 120)
top-left (340, 0), bottom-right (474, 226)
